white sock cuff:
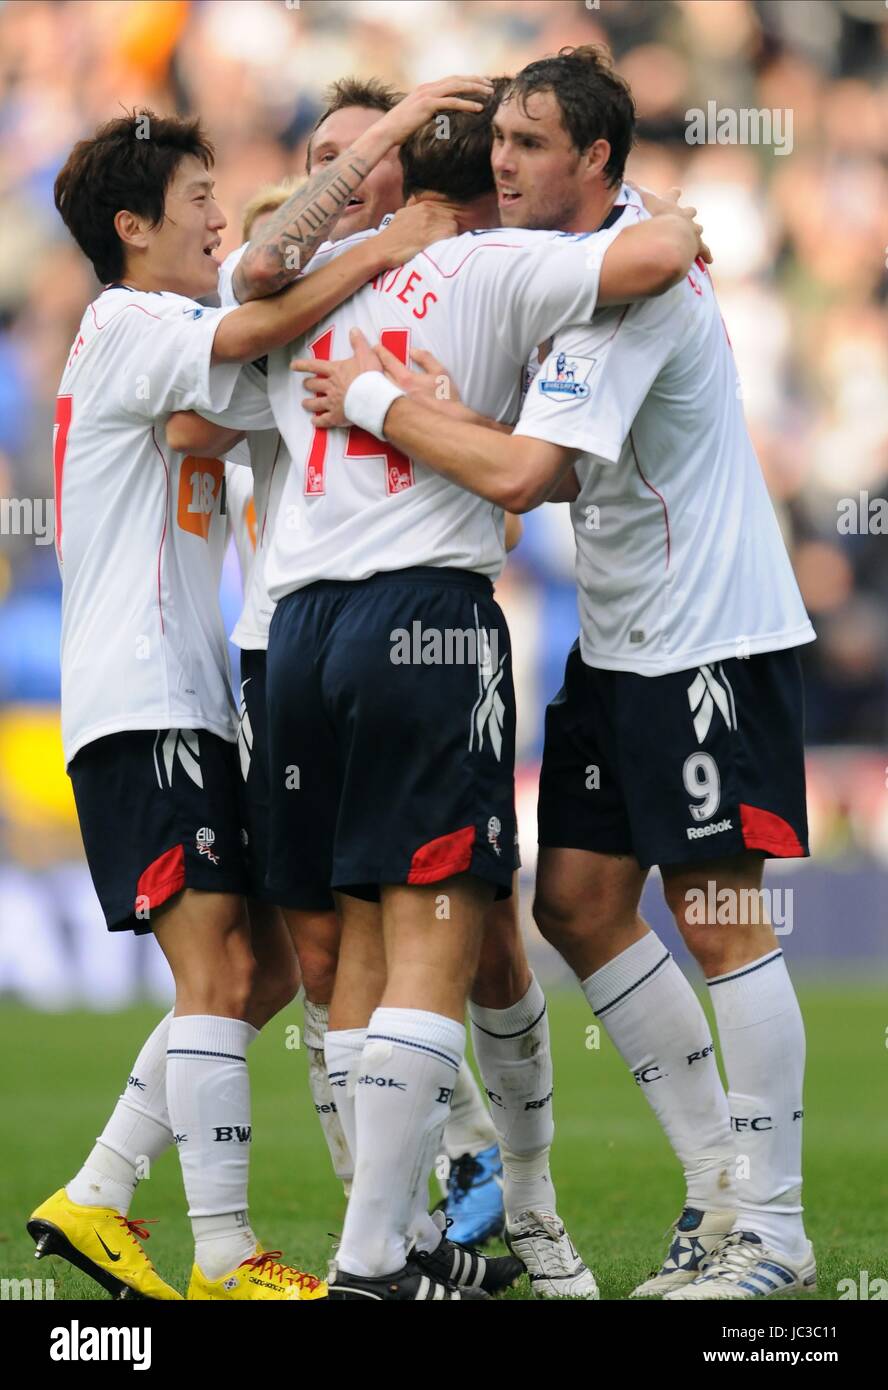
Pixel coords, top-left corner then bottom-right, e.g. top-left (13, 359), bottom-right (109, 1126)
top-left (707, 949), bottom-right (793, 1027)
top-left (303, 999), bottom-right (330, 1050)
top-left (367, 1008), bottom-right (465, 1072)
top-left (581, 930), bottom-right (672, 1017)
top-left (469, 973), bottom-right (546, 1038)
top-left (167, 1015), bottom-right (257, 1063)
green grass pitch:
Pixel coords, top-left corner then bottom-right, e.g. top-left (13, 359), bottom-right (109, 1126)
top-left (2, 985), bottom-right (885, 1300)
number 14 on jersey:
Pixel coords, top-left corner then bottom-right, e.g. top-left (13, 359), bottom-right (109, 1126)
top-left (303, 327), bottom-right (414, 498)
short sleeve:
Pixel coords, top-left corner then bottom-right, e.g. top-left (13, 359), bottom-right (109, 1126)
top-left (117, 299), bottom-right (243, 420)
top-left (513, 289), bottom-right (683, 464)
top-left (487, 226), bottom-right (624, 364)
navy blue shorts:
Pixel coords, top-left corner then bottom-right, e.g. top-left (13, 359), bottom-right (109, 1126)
top-left (69, 729), bottom-right (249, 933)
top-left (538, 643), bottom-right (809, 870)
top-left (265, 567), bottom-right (518, 909)
top-left (236, 648), bottom-right (280, 903)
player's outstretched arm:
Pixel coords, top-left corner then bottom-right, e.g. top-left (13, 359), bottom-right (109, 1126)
top-left (212, 202), bottom-right (457, 363)
top-left (597, 210), bottom-right (704, 304)
top-left (232, 75), bottom-right (492, 301)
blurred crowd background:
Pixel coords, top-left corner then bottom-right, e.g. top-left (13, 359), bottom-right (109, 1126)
top-left (0, 0), bottom-right (885, 1003)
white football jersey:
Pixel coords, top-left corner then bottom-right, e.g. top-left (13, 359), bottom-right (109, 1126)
top-left (218, 247), bottom-right (288, 650)
top-left (223, 428), bottom-right (288, 649)
top-left (208, 223), bottom-right (623, 598)
top-left (514, 194), bottom-right (815, 675)
top-left (55, 285), bottom-right (246, 765)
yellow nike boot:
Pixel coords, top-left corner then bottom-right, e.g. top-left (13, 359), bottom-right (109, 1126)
top-left (187, 1248), bottom-right (327, 1300)
top-left (28, 1188), bottom-right (182, 1300)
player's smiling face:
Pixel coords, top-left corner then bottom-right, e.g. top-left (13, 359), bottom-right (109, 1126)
top-left (492, 90), bottom-right (587, 232)
top-left (125, 154), bottom-right (226, 299)
top-left (308, 106), bottom-right (404, 239)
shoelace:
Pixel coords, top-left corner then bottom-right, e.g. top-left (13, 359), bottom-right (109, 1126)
top-left (697, 1234), bottom-right (757, 1283)
top-left (114, 1217), bottom-right (159, 1269)
top-left (512, 1212), bottom-right (569, 1277)
top-left (448, 1154), bottom-right (483, 1204)
top-left (241, 1250), bottom-right (323, 1291)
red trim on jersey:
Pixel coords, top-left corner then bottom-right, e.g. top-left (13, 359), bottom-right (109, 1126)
top-left (407, 825), bottom-right (476, 884)
top-left (150, 429), bottom-right (169, 635)
top-left (89, 297), bottom-right (163, 331)
top-left (53, 395), bottom-right (73, 563)
top-left (739, 804), bottom-right (805, 858)
top-left (629, 429), bottom-right (671, 569)
top-left (135, 843), bottom-right (186, 912)
top-left (420, 241), bottom-right (527, 280)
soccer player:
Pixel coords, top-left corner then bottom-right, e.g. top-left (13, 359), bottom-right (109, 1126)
top-left (213, 86), bottom-right (511, 1247)
top-left (304, 48), bottom-right (817, 1302)
top-left (184, 93), bottom-right (702, 1299)
top-left (29, 78), bottom-right (490, 1302)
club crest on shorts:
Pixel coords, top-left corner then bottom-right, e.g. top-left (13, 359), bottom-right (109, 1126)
top-left (539, 351), bottom-right (595, 400)
top-left (196, 826), bottom-right (220, 864)
top-left (487, 815), bottom-right (502, 856)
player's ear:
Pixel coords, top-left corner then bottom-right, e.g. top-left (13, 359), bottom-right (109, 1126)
top-left (583, 138), bottom-right (611, 183)
top-left (114, 209), bottom-right (150, 254)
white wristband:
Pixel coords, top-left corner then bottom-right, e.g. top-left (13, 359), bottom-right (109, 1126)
top-left (344, 371), bottom-right (405, 438)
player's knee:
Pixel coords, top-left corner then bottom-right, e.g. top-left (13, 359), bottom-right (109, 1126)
top-left (297, 940), bottom-right (339, 1002)
top-left (250, 954), bottom-right (302, 1023)
top-left (532, 888), bottom-right (584, 951)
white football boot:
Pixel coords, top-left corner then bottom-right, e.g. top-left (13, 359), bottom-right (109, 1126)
top-left (505, 1209), bottom-right (599, 1299)
top-left (664, 1230), bottom-right (817, 1300)
top-left (631, 1205), bottom-right (737, 1297)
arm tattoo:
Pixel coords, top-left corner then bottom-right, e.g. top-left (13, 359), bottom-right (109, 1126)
top-left (233, 154), bottom-right (371, 301)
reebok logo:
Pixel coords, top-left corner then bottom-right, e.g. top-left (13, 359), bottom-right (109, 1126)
top-left (687, 1044), bottom-right (715, 1065)
top-left (156, 728), bottom-right (203, 789)
top-left (687, 664), bottom-right (737, 744)
top-left (127, 1075), bottom-right (146, 1090)
top-left (524, 1088), bottom-right (553, 1111)
top-left (686, 817), bottom-right (733, 840)
top-left (357, 1075), bottom-right (406, 1090)
top-left (468, 603), bottom-right (507, 763)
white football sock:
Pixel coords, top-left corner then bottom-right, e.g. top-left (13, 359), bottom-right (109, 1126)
top-left (338, 1008), bottom-right (464, 1277)
top-left (583, 931), bottom-right (736, 1211)
top-left (442, 1059), bottom-right (498, 1159)
top-left (67, 1010), bottom-right (174, 1214)
top-left (707, 949), bottom-right (807, 1257)
top-left (324, 1026), bottom-right (366, 1195)
top-left (470, 974), bottom-right (556, 1220)
top-left (304, 1000), bottom-right (354, 1194)
top-left (166, 1014), bottom-right (259, 1279)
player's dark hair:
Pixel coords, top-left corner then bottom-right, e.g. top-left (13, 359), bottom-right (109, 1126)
top-left (502, 46), bottom-right (635, 186)
top-left (306, 76), bottom-right (405, 169)
top-left (54, 110), bottom-right (215, 284)
top-left (400, 78), bottom-right (509, 203)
